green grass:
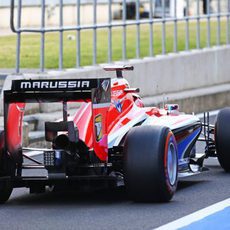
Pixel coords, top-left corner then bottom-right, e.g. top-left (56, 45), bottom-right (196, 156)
top-left (0, 19), bottom-right (229, 69)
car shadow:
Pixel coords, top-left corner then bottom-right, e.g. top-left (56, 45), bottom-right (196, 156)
top-left (9, 180), bottom-right (208, 206)
top-left (8, 186), bottom-right (129, 206)
top-left (177, 180), bottom-right (206, 191)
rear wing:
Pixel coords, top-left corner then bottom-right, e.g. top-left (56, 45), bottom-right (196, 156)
top-left (4, 78), bottom-right (110, 103)
top-left (4, 78), bottom-right (111, 163)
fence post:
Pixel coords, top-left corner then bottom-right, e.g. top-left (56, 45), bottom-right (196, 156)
top-left (122, 0), bottom-right (127, 61)
top-left (185, 0), bottom-right (190, 51)
top-left (149, 0), bottom-right (153, 56)
top-left (108, 0), bottom-right (112, 63)
top-left (196, 0), bottom-right (200, 49)
top-left (136, 0), bottom-right (140, 58)
top-left (162, 0), bottom-right (166, 54)
top-left (207, 0), bottom-right (211, 47)
top-left (40, 0), bottom-right (45, 72)
top-left (93, 0), bottom-right (97, 65)
top-left (174, 0), bottom-right (178, 52)
top-left (217, 0), bottom-right (221, 46)
top-left (59, 0), bottom-right (63, 70)
top-left (16, 0), bottom-right (22, 73)
top-left (227, 0), bottom-right (230, 44)
top-left (76, 0), bottom-right (81, 68)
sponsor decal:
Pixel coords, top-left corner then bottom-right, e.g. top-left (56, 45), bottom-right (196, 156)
top-left (101, 80), bottom-right (110, 92)
top-left (95, 114), bottom-right (103, 142)
top-left (19, 80), bottom-right (90, 90)
top-left (113, 100), bottom-right (122, 113)
top-left (111, 90), bottom-right (123, 97)
top-left (12, 79), bottom-right (95, 92)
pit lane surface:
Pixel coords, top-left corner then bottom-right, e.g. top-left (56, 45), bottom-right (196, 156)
top-left (0, 113), bottom-right (229, 230)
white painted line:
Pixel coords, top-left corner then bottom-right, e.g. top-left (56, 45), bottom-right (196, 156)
top-left (155, 198), bottom-right (230, 230)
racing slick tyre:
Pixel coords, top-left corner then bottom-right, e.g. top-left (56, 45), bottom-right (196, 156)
top-left (0, 180), bottom-right (13, 204)
top-left (0, 130), bottom-right (14, 204)
top-left (124, 126), bottom-right (178, 202)
top-left (215, 108), bottom-right (230, 172)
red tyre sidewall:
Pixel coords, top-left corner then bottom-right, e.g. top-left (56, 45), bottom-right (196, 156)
top-left (164, 131), bottom-right (178, 195)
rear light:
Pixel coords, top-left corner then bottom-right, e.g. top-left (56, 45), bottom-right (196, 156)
top-left (44, 150), bottom-right (64, 168)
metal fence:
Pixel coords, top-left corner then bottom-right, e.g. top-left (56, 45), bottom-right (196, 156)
top-left (10, 0), bottom-right (230, 73)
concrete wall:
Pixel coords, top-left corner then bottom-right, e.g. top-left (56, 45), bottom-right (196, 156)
top-left (1, 45), bottom-right (230, 115)
top-left (125, 47), bottom-right (230, 97)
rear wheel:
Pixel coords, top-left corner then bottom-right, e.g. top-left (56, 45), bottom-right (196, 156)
top-left (124, 126), bottom-right (178, 202)
top-left (0, 180), bottom-right (13, 204)
top-left (215, 108), bottom-right (230, 172)
top-left (0, 130), bottom-right (14, 204)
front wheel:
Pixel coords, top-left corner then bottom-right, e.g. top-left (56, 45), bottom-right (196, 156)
top-left (124, 126), bottom-right (178, 202)
top-left (215, 108), bottom-right (230, 172)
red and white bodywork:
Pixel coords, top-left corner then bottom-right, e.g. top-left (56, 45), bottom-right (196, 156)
top-left (72, 66), bottom-right (201, 172)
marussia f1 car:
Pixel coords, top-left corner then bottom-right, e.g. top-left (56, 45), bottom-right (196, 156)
top-left (0, 65), bottom-right (229, 203)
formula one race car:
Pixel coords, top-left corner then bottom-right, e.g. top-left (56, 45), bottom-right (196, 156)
top-left (0, 65), bottom-right (229, 203)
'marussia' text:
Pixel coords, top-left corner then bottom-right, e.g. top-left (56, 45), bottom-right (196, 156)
top-left (20, 80), bottom-right (90, 90)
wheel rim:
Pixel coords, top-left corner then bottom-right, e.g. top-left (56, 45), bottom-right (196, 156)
top-left (167, 141), bottom-right (177, 186)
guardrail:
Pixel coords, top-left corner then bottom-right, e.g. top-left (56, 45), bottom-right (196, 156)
top-left (10, 0), bottom-right (230, 73)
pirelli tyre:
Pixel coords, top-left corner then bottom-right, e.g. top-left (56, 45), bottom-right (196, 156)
top-left (124, 126), bottom-right (178, 202)
top-left (0, 131), bottom-right (14, 204)
top-left (215, 108), bottom-right (230, 172)
top-left (0, 180), bottom-right (13, 204)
